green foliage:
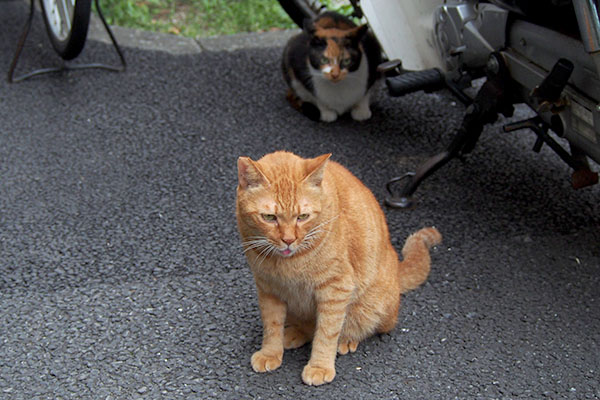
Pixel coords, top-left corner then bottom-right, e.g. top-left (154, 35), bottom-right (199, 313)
top-left (320, 0), bottom-right (354, 17)
top-left (97, 0), bottom-right (297, 37)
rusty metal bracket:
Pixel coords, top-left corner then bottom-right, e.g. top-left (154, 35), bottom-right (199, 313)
top-left (504, 117), bottom-right (598, 189)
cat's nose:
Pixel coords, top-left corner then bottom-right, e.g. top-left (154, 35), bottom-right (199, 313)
top-left (282, 237), bottom-right (295, 245)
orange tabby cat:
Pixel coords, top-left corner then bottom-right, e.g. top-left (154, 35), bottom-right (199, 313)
top-left (236, 151), bottom-right (441, 386)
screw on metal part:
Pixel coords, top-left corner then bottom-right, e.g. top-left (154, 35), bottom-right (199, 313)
top-left (486, 55), bottom-right (500, 75)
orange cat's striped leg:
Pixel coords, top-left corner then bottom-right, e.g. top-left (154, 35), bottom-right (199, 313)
top-left (251, 289), bottom-right (287, 373)
top-left (302, 276), bottom-right (353, 386)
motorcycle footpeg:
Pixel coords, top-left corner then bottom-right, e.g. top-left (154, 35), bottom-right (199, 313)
top-left (385, 69), bottom-right (445, 97)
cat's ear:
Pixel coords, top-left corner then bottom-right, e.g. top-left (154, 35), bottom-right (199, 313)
top-left (348, 24), bottom-right (369, 43)
top-left (303, 153), bottom-right (332, 187)
top-left (303, 18), bottom-right (316, 35)
top-left (238, 157), bottom-right (270, 190)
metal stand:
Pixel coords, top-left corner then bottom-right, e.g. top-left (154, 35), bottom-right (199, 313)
top-left (385, 55), bottom-right (514, 209)
top-left (7, 0), bottom-right (126, 83)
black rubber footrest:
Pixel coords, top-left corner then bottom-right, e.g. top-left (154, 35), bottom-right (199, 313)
top-left (385, 69), bottom-right (445, 97)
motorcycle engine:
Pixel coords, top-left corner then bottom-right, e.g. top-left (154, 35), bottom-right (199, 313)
top-left (434, 2), bottom-right (508, 74)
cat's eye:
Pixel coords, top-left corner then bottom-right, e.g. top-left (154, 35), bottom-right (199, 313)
top-left (262, 214), bottom-right (277, 222)
top-left (341, 58), bottom-right (352, 68)
top-left (297, 214), bottom-right (310, 221)
top-left (320, 57), bottom-right (329, 65)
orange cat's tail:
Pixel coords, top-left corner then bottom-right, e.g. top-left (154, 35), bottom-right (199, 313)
top-left (397, 227), bottom-right (442, 294)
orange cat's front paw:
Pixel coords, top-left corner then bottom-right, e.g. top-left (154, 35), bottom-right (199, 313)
top-left (302, 363), bottom-right (336, 386)
top-left (251, 350), bottom-right (283, 373)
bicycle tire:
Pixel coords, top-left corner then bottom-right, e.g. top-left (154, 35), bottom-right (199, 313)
top-left (40, 0), bottom-right (91, 60)
top-left (278, 0), bottom-right (325, 28)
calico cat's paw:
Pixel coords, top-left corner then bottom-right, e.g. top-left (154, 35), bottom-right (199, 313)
top-left (302, 363), bottom-right (336, 386)
top-left (319, 108), bottom-right (338, 123)
top-left (351, 103), bottom-right (372, 121)
top-left (251, 349), bottom-right (283, 372)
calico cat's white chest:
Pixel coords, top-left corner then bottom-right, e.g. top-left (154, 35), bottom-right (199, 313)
top-left (310, 56), bottom-right (369, 114)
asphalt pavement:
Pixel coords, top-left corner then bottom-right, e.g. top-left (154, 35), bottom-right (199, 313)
top-left (1, 1), bottom-right (599, 399)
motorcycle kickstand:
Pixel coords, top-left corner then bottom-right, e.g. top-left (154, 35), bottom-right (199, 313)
top-left (385, 63), bottom-right (514, 209)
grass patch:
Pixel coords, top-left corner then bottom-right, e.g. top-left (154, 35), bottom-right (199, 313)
top-left (98, 0), bottom-right (358, 37)
top-left (98, 0), bottom-right (297, 37)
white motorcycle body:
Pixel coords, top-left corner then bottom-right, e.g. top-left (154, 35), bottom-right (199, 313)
top-left (360, 0), bottom-right (443, 71)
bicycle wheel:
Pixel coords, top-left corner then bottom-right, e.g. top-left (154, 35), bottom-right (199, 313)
top-left (40, 0), bottom-right (91, 60)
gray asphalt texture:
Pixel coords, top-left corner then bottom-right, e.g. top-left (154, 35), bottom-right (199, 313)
top-left (1, 1), bottom-right (600, 399)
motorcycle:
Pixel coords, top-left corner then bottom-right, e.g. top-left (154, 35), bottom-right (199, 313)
top-left (277, 0), bottom-right (600, 208)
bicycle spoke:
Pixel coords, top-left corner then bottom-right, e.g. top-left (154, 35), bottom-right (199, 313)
top-left (57, 0), bottom-right (72, 38)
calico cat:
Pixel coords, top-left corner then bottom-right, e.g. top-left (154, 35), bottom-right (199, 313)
top-left (282, 12), bottom-right (382, 122)
top-left (236, 151), bottom-right (442, 386)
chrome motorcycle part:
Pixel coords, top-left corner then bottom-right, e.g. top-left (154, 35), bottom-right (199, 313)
top-left (573, 0), bottom-right (600, 53)
top-left (573, 0), bottom-right (600, 85)
top-left (434, 1), bottom-right (508, 73)
top-left (504, 20), bottom-right (600, 164)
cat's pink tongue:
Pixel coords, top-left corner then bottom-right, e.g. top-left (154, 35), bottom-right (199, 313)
top-left (282, 249), bottom-right (292, 256)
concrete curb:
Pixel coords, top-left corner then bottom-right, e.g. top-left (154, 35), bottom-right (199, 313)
top-left (88, 15), bottom-right (300, 55)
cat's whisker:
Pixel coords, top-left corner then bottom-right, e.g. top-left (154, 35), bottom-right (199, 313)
top-left (241, 238), bottom-right (268, 245)
top-left (241, 238), bottom-right (271, 253)
top-left (305, 228), bottom-right (331, 240)
top-left (254, 241), bottom-right (279, 267)
top-left (318, 214), bottom-right (340, 227)
top-left (298, 240), bottom-right (314, 252)
top-left (307, 215), bottom-right (339, 236)
top-left (300, 216), bottom-right (339, 251)
top-left (242, 238), bottom-right (269, 245)
top-left (243, 235), bottom-right (269, 240)
top-left (243, 243), bottom-right (269, 254)
top-left (253, 247), bottom-right (269, 266)
top-left (241, 240), bottom-right (267, 248)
